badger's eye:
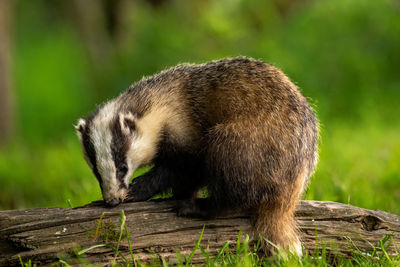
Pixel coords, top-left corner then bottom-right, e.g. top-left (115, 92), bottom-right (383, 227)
top-left (117, 163), bottom-right (128, 180)
top-left (120, 164), bottom-right (128, 174)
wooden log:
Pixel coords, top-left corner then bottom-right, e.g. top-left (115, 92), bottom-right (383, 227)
top-left (0, 200), bottom-right (399, 266)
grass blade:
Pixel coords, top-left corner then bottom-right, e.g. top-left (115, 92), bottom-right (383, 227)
top-left (58, 259), bottom-right (71, 267)
top-left (77, 244), bottom-right (107, 256)
top-left (125, 223), bottom-right (137, 266)
top-left (213, 241), bottom-right (229, 263)
top-left (175, 250), bottom-right (184, 266)
top-left (114, 210), bottom-right (126, 254)
top-left (187, 225), bottom-right (205, 266)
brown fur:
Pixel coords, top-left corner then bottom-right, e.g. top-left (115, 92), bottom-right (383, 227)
top-left (79, 57), bottom-right (318, 256)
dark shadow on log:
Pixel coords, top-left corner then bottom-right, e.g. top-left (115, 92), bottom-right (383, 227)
top-left (0, 200), bottom-right (399, 265)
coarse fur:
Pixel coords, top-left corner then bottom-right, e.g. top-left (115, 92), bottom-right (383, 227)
top-left (75, 57), bottom-right (319, 256)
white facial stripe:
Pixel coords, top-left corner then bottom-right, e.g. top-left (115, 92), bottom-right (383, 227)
top-left (90, 101), bottom-right (126, 201)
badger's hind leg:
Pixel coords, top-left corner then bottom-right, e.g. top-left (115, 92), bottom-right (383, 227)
top-left (254, 175), bottom-right (306, 257)
top-left (192, 122), bottom-right (307, 257)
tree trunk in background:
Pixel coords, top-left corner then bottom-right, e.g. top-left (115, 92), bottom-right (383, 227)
top-left (0, 0), bottom-right (14, 145)
top-left (71, 0), bottom-right (113, 67)
top-left (68, 0), bottom-right (131, 100)
top-left (69, 0), bottom-right (114, 100)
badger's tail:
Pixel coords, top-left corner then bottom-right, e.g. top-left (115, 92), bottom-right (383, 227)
top-left (254, 176), bottom-right (305, 257)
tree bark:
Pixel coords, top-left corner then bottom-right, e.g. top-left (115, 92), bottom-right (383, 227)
top-left (0, 0), bottom-right (14, 144)
top-left (0, 200), bottom-right (399, 266)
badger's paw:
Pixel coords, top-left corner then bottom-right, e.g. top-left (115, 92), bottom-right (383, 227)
top-left (176, 199), bottom-right (217, 219)
top-left (176, 200), bottom-right (197, 217)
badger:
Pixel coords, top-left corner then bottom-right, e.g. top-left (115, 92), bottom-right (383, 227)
top-left (75, 57), bottom-right (318, 256)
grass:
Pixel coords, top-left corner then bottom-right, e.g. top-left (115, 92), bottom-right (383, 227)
top-left (44, 210), bottom-right (399, 267)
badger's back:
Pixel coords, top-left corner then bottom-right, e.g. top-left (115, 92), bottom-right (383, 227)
top-left (182, 57), bottom-right (318, 180)
top-left (183, 58), bottom-right (314, 129)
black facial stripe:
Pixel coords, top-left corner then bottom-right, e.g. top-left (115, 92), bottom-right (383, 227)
top-left (110, 116), bottom-right (130, 184)
top-left (81, 127), bottom-right (102, 190)
top-left (119, 181), bottom-right (128, 190)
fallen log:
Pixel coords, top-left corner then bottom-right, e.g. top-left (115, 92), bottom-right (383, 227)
top-left (0, 200), bottom-right (399, 266)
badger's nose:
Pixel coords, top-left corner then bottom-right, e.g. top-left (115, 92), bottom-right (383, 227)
top-left (106, 198), bottom-right (121, 207)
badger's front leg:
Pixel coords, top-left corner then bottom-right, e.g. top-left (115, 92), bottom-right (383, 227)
top-left (126, 155), bottom-right (206, 205)
top-left (126, 165), bottom-right (172, 202)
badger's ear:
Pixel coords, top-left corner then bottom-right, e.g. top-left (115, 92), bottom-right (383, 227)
top-left (119, 112), bottom-right (136, 135)
top-left (74, 119), bottom-right (86, 138)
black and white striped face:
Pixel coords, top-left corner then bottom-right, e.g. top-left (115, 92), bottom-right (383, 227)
top-left (75, 103), bottom-right (146, 207)
top-left (76, 99), bottom-right (174, 206)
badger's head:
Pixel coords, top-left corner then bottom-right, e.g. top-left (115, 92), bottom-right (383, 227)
top-left (75, 102), bottom-right (157, 207)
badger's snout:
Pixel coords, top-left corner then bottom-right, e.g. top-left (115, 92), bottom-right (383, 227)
top-left (105, 197), bottom-right (122, 207)
top-left (102, 185), bottom-right (128, 207)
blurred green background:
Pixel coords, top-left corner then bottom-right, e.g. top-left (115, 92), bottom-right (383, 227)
top-left (0, 0), bottom-right (399, 214)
